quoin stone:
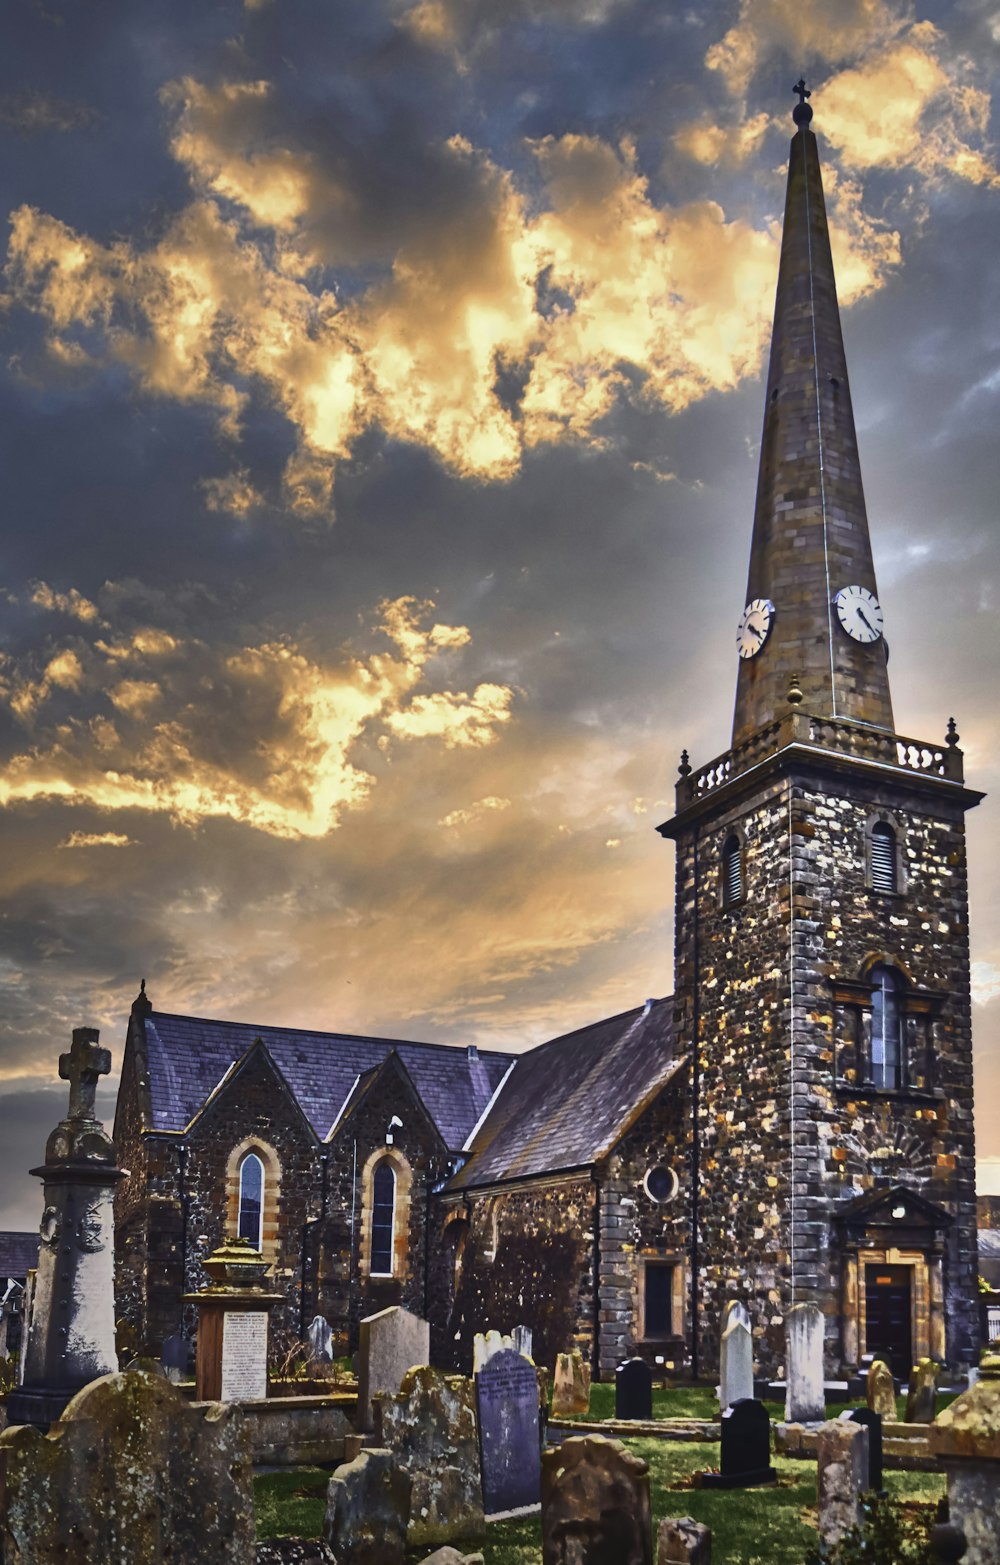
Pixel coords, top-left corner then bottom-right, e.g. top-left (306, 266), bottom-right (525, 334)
top-left (358, 1304), bottom-right (430, 1433)
top-left (476, 1347), bottom-right (541, 1517)
top-left (817, 1418), bottom-right (868, 1553)
top-left (7, 1028), bottom-right (123, 1429)
top-left (541, 1433), bottom-right (653, 1565)
top-left (718, 1319), bottom-right (753, 1411)
top-left (785, 1303), bottom-right (825, 1423)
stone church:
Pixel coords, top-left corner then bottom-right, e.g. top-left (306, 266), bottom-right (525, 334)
top-left (113, 91), bottom-right (981, 1383)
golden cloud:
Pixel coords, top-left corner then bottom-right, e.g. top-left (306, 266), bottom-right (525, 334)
top-left (439, 795), bottom-right (511, 828)
top-left (59, 831), bottom-right (137, 849)
top-left (0, 596), bottom-right (514, 840)
top-left (705, 0), bottom-right (900, 99)
top-left (30, 581), bottom-right (100, 623)
top-left (201, 468), bottom-right (265, 516)
top-left (673, 112), bottom-right (771, 168)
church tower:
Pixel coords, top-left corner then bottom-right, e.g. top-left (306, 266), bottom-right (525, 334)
top-left (660, 84), bottom-right (982, 1380)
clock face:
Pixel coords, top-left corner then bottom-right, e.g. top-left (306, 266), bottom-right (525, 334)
top-left (736, 598), bottom-right (775, 659)
top-left (834, 585), bottom-right (884, 644)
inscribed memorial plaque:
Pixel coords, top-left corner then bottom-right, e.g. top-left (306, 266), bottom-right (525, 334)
top-left (221, 1311), bottom-right (267, 1401)
top-left (476, 1348), bottom-right (541, 1516)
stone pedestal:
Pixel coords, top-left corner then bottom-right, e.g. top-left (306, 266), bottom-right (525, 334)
top-left (184, 1237), bottom-right (283, 1402)
top-left (6, 1028), bottom-right (124, 1430)
top-left (928, 1351), bottom-right (1000, 1565)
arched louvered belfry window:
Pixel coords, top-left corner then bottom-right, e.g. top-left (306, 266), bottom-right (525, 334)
top-left (870, 821), bottom-right (898, 894)
top-left (238, 1152), bottom-right (264, 1250)
top-left (870, 964), bottom-right (903, 1090)
top-left (722, 832), bottom-right (744, 909)
top-left (370, 1161), bottom-right (396, 1276)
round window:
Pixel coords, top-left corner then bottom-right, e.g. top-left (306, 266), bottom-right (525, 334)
top-left (643, 1166), bottom-right (678, 1204)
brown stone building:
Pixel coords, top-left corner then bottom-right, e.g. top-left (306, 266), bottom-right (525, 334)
top-left (113, 92), bottom-right (982, 1381)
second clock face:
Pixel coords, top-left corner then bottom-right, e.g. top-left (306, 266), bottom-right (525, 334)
top-left (736, 598), bottom-right (775, 659)
top-left (834, 585), bottom-right (884, 643)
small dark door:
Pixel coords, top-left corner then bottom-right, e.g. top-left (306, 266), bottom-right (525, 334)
top-left (865, 1264), bottom-right (913, 1377)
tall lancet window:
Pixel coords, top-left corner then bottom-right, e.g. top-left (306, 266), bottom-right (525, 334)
top-left (370, 1161), bottom-right (396, 1276)
top-left (870, 965), bottom-right (903, 1090)
top-left (870, 822), bottom-right (898, 894)
top-left (238, 1152), bottom-right (264, 1250)
top-left (722, 833), bottom-right (744, 909)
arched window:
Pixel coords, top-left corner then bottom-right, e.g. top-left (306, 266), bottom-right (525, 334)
top-left (870, 964), bottom-right (903, 1090)
top-left (870, 822), bottom-right (898, 894)
top-left (238, 1152), bottom-right (264, 1250)
top-left (370, 1161), bottom-right (396, 1276)
top-left (722, 833), bottom-right (744, 909)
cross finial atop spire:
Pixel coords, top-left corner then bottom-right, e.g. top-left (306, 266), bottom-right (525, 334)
top-left (792, 77), bottom-right (813, 127)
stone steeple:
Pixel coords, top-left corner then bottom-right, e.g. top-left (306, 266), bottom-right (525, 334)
top-left (732, 82), bottom-right (894, 747)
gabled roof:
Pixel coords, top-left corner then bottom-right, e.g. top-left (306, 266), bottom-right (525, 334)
top-left (978, 1229), bottom-right (1000, 1259)
top-left (140, 1010), bottom-right (514, 1151)
top-left (448, 997), bottom-right (677, 1190)
top-left (834, 1183), bottom-right (954, 1233)
top-left (0, 1232), bottom-right (39, 1279)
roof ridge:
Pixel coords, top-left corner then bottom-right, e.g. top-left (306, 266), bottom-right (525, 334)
top-left (516, 995), bottom-right (672, 1058)
top-left (148, 1010), bottom-right (516, 1060)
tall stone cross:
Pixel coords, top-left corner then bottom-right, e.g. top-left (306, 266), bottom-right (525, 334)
top-left (58, 1026), bottom-right (111, 1121)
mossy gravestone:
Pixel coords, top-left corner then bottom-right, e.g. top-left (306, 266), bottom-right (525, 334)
top-left (377, 1366), bottom-right (485, 1550)
top-left (0, 1368), bottom-right (252, 1564)
top-left (541, 1433), bottom-right (652, 1565)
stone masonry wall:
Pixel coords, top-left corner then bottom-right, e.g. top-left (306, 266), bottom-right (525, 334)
top-left (432, 1174), bottom-right (596, 1374)
top-left (671, 754), bottom-right (978, 1379)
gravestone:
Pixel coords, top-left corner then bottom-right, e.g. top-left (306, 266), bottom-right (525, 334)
top-left (0, 1368), bottom-right (252, 1564)
top-left (721, 1300), bottom-right (751, 1333)
top-left (866, 1358), bottom-right (896, 1419)
top-left (415, 1551), bottom-right (486, 1565)
top-left (817, 1418), bottom-right (868, 1552)
top-left (185, 1237), bottom-right (283, 1401)
top-left (378, 1365), bottom-right (485, 1549)
top-left (718, 1319), bottom-right (753, 1411)
top-left (476, 1347), bottom-right (541, 1516)
top-left (700, 1398), bottom-right (776, 1489)
top-left (473, 1328), bottom-right (511, 1373)
top-left (512, 1324), bottom-right (533, 1360)
top-left (656, 1517), bottom-right (712, 1565)
top-left (785, 1303), bottom-right (825, 1423)
top-left (6, 1028), bottom-right (123, 1429)
top-left (358, 1304), bottom-right (430, 1432)
top-left (616, 1357), bottom-right (653, 1421)
top-left (928, 1349), bottom-right (1000, 1565)
top-left (841, 1407), bottom-right (883, 1493)
top-left (551, 1349), bottom-right (590, 1416)
top-left (323, 1447), bottom-right (411, 1565)
top-left (905, 1358), bottom-right (940, 1423)
top-left (541, 1433), bottom-right (653, 1565)
top-left (161, 1331), bottom-right (190, 1384)
top-left (307, 1314), bottom-right (334, 1365)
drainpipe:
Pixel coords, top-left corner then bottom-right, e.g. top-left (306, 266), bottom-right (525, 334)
top-left (690, 824), bottom-right (702, 1382)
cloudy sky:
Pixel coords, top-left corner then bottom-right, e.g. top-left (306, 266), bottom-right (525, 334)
top-left (1, 0), bottom-right (998, 1228)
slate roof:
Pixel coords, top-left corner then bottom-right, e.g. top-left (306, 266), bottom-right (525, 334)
top-left (0, 1232), bottom-right (39, 1280)
top-left (140, 1011), bottom-right (514, 1151)
top-left (448, 997), bottom-right (678, 1189)
top-left (979, 1229), bottom-right (1000, 1259)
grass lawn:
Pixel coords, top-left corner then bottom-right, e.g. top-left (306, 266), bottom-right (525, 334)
top-left (254, 1435), bottom-right (945, 1565)
top-left (571, 1381), bottom-right (957, 1425)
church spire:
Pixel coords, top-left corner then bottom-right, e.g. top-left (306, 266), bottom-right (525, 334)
top-left (732, 83), bottom-right (894, 747)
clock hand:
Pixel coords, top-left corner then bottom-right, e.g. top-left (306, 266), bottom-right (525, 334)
top-left (858, 609), bottom-right (874, 632)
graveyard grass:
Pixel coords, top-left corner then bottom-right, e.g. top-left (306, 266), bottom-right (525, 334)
top-left (254, 1439), bottom-right (945, 1565)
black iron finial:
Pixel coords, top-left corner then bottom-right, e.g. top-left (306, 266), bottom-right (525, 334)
top-left (792, 77), bottom-right (813, 127)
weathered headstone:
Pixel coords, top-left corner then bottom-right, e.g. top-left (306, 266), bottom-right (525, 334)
top-left (6, 1028), bottom-right (123, 1429)
top-left (414, 1550), bottom-right (486, 1565)
top-left (785, 1303), bottom-right (825, 1423)
top-left (928, 1349), bottom-right (1000, 1565)
top-left (323, 1447), bottom-right (411, 1565)
top-left (512, 1324), bottom-right (533, 1360)
top-left (816, 1418), bottom-right (868, 1553)
top-left (905, 1357), bottom-right (940, 1423)
top-left (307, 1314), bottom-right (334, 1365)
top-left (841, 1407), bottom-right (883, 1494)
top-left (700, 1398), bottom-right (776, 1489)
top-left (616, 1357), bottom-right (653, 1421)
top-left (718, 1319), bottom-right (753, 1411)
top-left (0, 1368), bottom-right (252, 1564)
top-left (721, 1300), bottom-right (751, 1333)
top-left (476, 1347), bottom-right (541, 1516)
top-left (551, 1349), bottom-right (590, 1416)
top-left (161, 1331), bottom-right (190, 1384)
top-left (473, 1328), bottom-right (511, 1373)
top-left (866, 1357), bottom-right (896, 1419)
top-left (358, 1304), bottom-right (430, 1433)
top-left (656, 1516), bottom-right (712, 1565)
top-left (378, 1365), bottom-right (485, 1549)
top-left (541, 1433), bottom-right (653, 1565)
top-left (185, 1236), bottom-right (283, 1401)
